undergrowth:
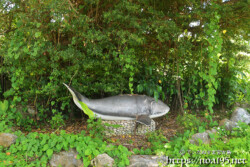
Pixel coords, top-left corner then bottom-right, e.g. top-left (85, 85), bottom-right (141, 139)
top-left (0, 129), bottom-right (131, 167)
top-left (1, 99), bottom-right (249, 166)
top-left (0, 119), bottom-right (249, 166)
top-left (134, 122), bottom-right (249, 167)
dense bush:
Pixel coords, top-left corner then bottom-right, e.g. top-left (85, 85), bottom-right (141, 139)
top-left (0, 0), bottom-right (249, 127)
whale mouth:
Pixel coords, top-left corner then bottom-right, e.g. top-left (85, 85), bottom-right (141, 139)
top-left (150, 107), bottom-right (170, 119)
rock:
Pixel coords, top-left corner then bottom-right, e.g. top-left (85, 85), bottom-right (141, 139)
top-left (230, 108), bottom-right (250, 124)
top-left (241, 103), bottom-right (250, 109)
top-left (205, 129), bottom-right (217, 142)
top-left (189, 132), bottom-right (210, 145)
top-left (91, 154), bottom-right (114, 167)
top-left (205, 128), bottom-right (217, 135)
top-left (235, 103), bottom-right (250, 109)
top-left (16, 105), bottom-right (39, 120)
top-left (49, 149), bottom-right (83, 167)
top-left (0, 133), bottom-right (17, 147)
top-left (219, 118), bottom-right (238, 131)
top-left (129, 155), bottom-right (169, 167)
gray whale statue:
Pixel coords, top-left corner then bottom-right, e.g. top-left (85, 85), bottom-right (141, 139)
top-left (63, 83), bottom-right (170, 125)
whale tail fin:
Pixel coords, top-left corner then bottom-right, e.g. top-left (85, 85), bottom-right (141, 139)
top-left (63, 83), bottom-right (90, 108)
top-left (63, 83), bottom-right (94, 118)
top-left (63, 83), bottom-right (80, 101)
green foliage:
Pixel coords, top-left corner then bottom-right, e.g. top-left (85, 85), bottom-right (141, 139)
top-left (0, 100), bottom-right (8, 113)
top-left (137, 66), bottom-right (165, 101)
top-left (120, 51), bottom-right (136, 94)
top-left (87, 118), bottom-right (106, 139)
top-left (0, 107), bottom-right (249, 166)
top-left (0, 100), bottom-right (14, 132)
top-left (176, 113), bottom-right (203, 132)
top-left (0, 2), bottom-right (249, 166)
top-left (134, 122), bottom-right (249, 167)
top-left (0, 130), bottom-right (131, 167)
top-left (132, 130), bottom-right (169, 156)
top-left (200, 5), bottom-right (222, 113)
top-left (146, 130), bottom-right (169, 155)
top-left (0, 0), bottom-right (249, 127)
top-left (180, 123), bottom-right (250, 167)
top-left (50, 109), bottom-right (65, 129)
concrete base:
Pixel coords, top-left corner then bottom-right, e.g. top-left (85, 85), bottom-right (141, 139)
top-left (102, 120), bottom-right (156, 136)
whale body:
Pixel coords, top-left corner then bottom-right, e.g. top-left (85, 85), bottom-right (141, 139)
top-left (63, 83), bottom-right (170, 125)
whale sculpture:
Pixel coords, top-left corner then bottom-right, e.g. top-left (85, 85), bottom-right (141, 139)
top-left (63, 83), bottom-right (170, 125)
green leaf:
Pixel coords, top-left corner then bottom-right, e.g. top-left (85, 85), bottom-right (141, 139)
top-left (36, 23), bottom-right (42, 28)
top-left (56, 144), bottom-right (62, 151)
top-left (43, 144), bottom-right (49, 151)
top-left (51, 101), bottom-right (55, 106)
top-left (93, 149), bottom-right (99, 156)
top-left (199, 91), bottom-right (205, 98)
top-left (79, 101), bottom-right (94, 118)
top-left (0, 100), bottom-right (8, 113)
top-left (154, 91), bottom-right (159, 102)
top-left (17, 97), bottom-right (21, 102)
top-left (198, 126), bottom-right (205, 133)
top-left (14, 53), bottom-right (20, 59)
top-left (35, 32), bottom-right (42, 38)
top-left (137, 85), bottom-right (143, 92)
top-left (3, 88), bottom-right (15, 98)
top-left (84, 149), bottom-right (91, 155)
top-left (76, 154), bottom-right (81, 159)
top-left (23, 47), bottom-right (29, 53)
top-left (46, 149), bottom-right (53, 158)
